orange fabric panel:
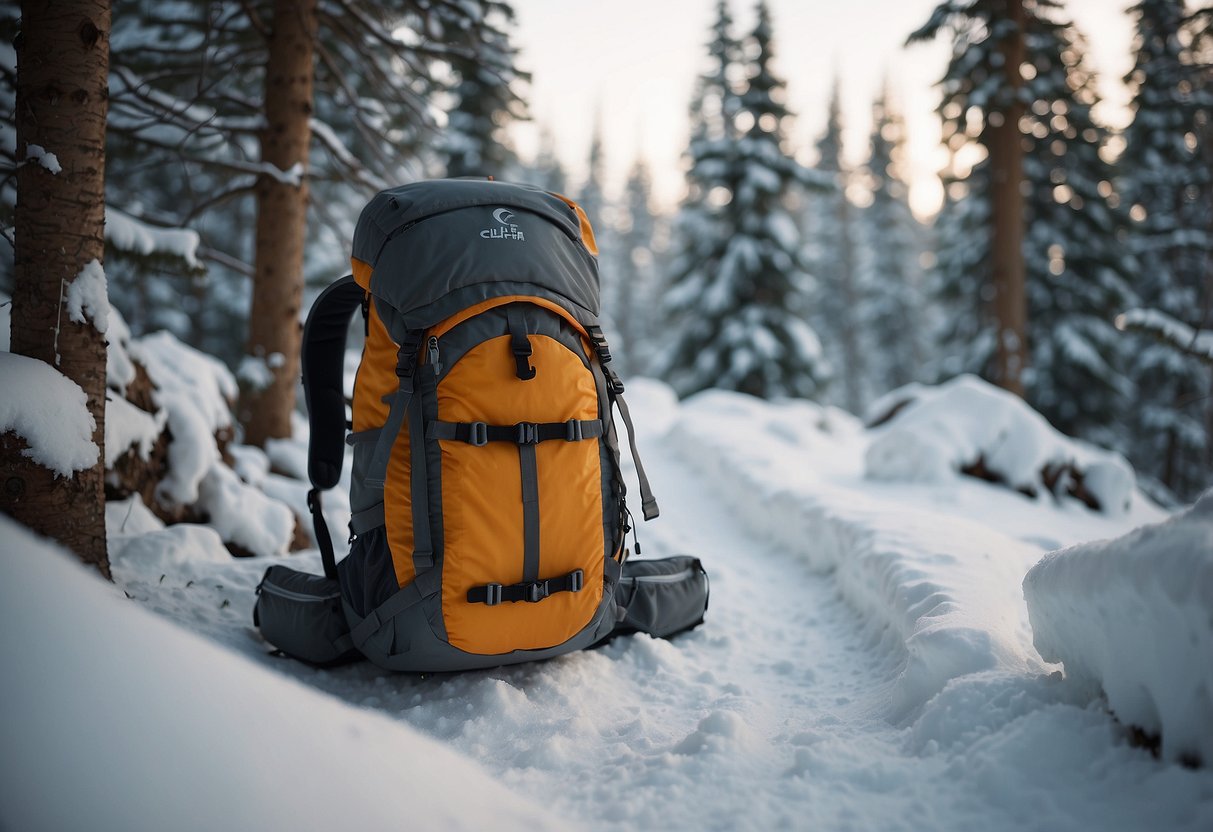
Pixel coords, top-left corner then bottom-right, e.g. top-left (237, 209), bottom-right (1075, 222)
top-left (437, 333), bottom-right (604, 654)
top-left (549, 193), bottom-right (599, 256)
top-left (352, 301), bottom-right (415, 587)
top-left (430, 294), bottom-right (590, 341)
top-left (351, 257), bottom-right (373, 290)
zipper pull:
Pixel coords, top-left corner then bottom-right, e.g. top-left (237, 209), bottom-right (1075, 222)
top-left (427, 336), bottom-right (441, 376)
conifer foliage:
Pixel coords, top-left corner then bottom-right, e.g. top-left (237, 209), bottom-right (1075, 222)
top-left (661, 1), bottom-right (827, 399)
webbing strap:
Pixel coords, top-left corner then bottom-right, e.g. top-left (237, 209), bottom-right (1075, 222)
top-left (364, 333), bottom-right (423, 489)
top-left (407, 392), bottom-right (434, 572)
top-left (427, 419), bottom-right (603, 446)
top-left (349, 502), bottom-right (385, 536)
top-left (614, 393), bottom-right (660, 521)
top-left (349, 568), bottom-right (441, 647)
top-left (519, 442), bottom-right (540, 583)
top-left (306, 488), bottom-right (338, 580)
top-left (506, 305), bottom-right (536, 380)
top-left (467, 568), bottom-right (584, 606)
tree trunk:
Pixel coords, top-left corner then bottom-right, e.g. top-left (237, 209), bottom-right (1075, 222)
top-left (986, 0), bottom-right (1029, 397)
top-left (836, 178), bottom-right (865, 413)
top-left (2, 0), bottom-right (111, 577)
top-left (240, 0), bottom-right (317, 447)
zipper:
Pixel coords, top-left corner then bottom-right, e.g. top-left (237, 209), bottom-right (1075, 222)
top-left (622, 568), bottom-right (696, 585)
top-left (257, 581), bottom-right (341, 603)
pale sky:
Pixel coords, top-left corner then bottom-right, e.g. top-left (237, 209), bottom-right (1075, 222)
top-left (508, 0), bottom-right (1136, 219)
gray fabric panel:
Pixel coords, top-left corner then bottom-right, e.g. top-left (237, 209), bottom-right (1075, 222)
top-left (613, 556), bottom-right (709, 639)
top-left (400, 283), bottom-right (600, 337)
top-left (587, 352), bottom-right (625, 559)
top-left (348, 568), bottom-right (442, 648)
top-left (349, 502), bottom-right (385, 536)
top-left (519, 442), bottom-right (540, 583)
top-left (352, 179), bottom-right (585, 266)
top-left (345, 575), bottom-right (619, 673)
top-left (407, 390), bottom-right (434, 571)
top-left (364, 382), bottom-right (412, 488)
top-left (255, 565), bottom-right (358, 665)
top-left (433, 301), bottom-right (590, 385)
top-left (419, 369), bottom-right (448, 643)
top-left (349, 434), bottom-right (379, 516)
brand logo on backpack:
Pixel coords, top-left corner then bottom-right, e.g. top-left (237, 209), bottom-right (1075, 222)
top-left (481, 208), bottom-right (526, 242)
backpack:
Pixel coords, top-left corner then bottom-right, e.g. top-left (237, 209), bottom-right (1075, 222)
top-left (258, 179), bottom-right (707, 671)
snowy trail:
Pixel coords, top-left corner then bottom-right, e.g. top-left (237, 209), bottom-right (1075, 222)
top-left (104, 395), bottom-right (1213, 830)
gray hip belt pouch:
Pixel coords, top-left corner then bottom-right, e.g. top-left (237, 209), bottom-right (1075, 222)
top-left (254, 565), bottom-right (358, 666)
top-left (611, 555), bottom-right (710, 640)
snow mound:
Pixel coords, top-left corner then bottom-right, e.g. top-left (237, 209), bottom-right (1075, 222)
top-left (133, 330), bottom-right (238, 434)
top-left (0, 516), bottom-right (563, 832)
top-left (865, 375), bottom-right (1135, 513)
top-left (105, 392), bottom-right (166, 467)
top-left (196, 463), bottom-right (295, 558)
top-left (1023, 491), bottom-right (1213, 765)
top-left (0, 352), bottom-right (98, 476)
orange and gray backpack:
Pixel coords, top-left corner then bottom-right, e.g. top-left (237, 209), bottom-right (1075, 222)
top-left (254, 179), bottom-right (708, 670)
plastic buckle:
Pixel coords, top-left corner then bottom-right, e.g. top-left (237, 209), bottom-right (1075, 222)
top-left (516, 422), bottom-right (538, 445)
top-left (569, 569), bottom-right (584, 593)
top-left (565, 419), bottom-right (583, 441)
top-left (484, 583), bottom-right (503, 606)
top-left (606, 369), bottom-right (625, 395)
top-left (469, 421), bottom-right (489, 447)
top-left (525, 581), bottom-right (549, 602)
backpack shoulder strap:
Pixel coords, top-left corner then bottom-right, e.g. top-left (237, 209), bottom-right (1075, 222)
top-left (301, 274), bottom-right (365, 577)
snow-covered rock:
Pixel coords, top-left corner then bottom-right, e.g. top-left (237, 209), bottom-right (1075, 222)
top-left (1024, 491), bottom-right (1213, 765)
top-left (865, 375), bottom-right (1136, 513)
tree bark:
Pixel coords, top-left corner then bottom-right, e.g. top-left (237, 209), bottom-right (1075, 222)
top-left (240, 0), bottom-right (317, 447)
top-left (2, 0), bottom-right (111, 577)
top-left (986, 0), bottom-right (1029, 397)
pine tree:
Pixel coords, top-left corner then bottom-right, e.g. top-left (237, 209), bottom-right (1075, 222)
top-left (443, 0), bottom-right (528, 179)
top-left (857, 85), bottom-right (927, 396)
top-left (1119, 0), bottom-right (1213, 499)
top-left (808, 79), bottom-right (866, 411)
top-left (660, 1), bottom-right (826, 399)
top-left (605, 155), bottom-right (660, 375)
top-left (528, 126), bottom-right (568, 194)
top-left (577, 115), bottom-right (607, 235)
top-left (913, 1), bottom-right (1136, 444)
top-left (2, 0), bottom-right (111, 575)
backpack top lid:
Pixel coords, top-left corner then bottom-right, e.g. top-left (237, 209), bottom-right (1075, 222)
top-left (351, 179), bottom-right (602, 328)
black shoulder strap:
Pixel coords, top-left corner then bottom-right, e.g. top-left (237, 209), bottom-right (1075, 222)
top-left (301, 274), bottom-right (365, 577)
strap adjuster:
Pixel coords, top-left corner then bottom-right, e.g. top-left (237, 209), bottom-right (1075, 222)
top-left (565, 419), bottom-right (583, 441)
top-left (469, 421), bottom-right (488, 447)
top-left (524, 580), bottom-right (549, 603)
top-left (484, 583), bottom-right (503, 606)
top-left (515, 422), bottom-right (539, 445)
top-left (570, 569), bottom-right (583, 592)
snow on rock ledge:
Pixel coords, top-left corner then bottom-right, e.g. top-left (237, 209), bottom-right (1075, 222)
top-left (865, 375), bottom-right (1135, 513)
top-left (1023, 491), bottom-right (1213, 765)
top-left (0, 352), bottom-right (98, 476)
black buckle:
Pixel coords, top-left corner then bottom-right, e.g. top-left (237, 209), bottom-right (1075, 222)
top-left (586, 325), bottom-right (612, 364)
top-left (606, 368), bottom-right (625, 395)
top-left (524, 580), bottom-right (549, 603)
top-left (484, 583), bottom-right (503, 606)
top-left (565, 419), bottom-right (583, 441)
top-left (515, 422), bottom-right (539, 445)
top-left (469, 421), bottom-right (488, 447)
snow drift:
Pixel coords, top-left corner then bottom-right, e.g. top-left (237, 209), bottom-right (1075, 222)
top-left (1024, 490), bottom-right (1213, 765)
top-left (865, 375), bottom-right (1135, 513)
top-left (0, 516), bottom-right (563, 832)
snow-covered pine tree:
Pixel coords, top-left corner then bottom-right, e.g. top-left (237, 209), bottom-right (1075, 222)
top-left (442, 0), bottom-right (528, 179)
top-left (913, 0), bottom-right (1136, 446)
top-left (577, 115), bottom-right (607, 236)
top-left (857, 85), bottom-right (928, 396)
top-left (807, 79), bottom-right (867, 412)
top-left (527, 126), bottom-right (568, 194)
top-left (660, 0), bottom-right (827, 399)
top-left (605, 155), bottom-right (661, 376)
top-left (1118, 0), bottom-right (1213, 500)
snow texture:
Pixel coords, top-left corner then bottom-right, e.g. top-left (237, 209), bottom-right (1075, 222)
top-left (24, 143), bottom-right (60, 174)
top-left (64, 259), bottom-right (109, 334)
top-left (196, 463), bottom-right (295, 558)
top-left (865, 375), bottom-right (1136, 512)
top-left (0, 516), bottom-right (562, 832)
top-left (1120, 307), bottom-right (1213, 361)
top-left (1024, 490), bottom-right (1213, 765)
top-left (105, 393), bottom-right (166, 467)
top-left (106, 207), bottom-right (201, 269)
top-left (0, 352), bottom-right (97, 475)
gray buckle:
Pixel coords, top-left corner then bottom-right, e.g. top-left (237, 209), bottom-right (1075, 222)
top-left (565, 419), bottom-right (583, 441)
top-left (484, 583), bottom-right (503, 606)
top-left (515, 422), bottom-right (538, 445)
top-left (469, 422), bottom-right (488, 447)
top-left (570, 569), bottom-right (584, 592)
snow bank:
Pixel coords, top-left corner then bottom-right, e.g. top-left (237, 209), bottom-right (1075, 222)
top-left (0, 516), bottom-right (563, 832)
top-left (0, 352), bottom-right (98, 475)
top-left (1024, 492), bottom-right (1213, 765)
top-left (132, 330), bottom-right (237, 434)
top-left (196, 463), bottom-right (295, 558)
top-left (105, 393), bottom-right (166, 467)
top-left (865, 375), bottom-right (1135, 513)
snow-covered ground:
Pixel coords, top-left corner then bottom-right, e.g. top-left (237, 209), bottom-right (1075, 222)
top-left (3, 377), bottom-right (1212, 830)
